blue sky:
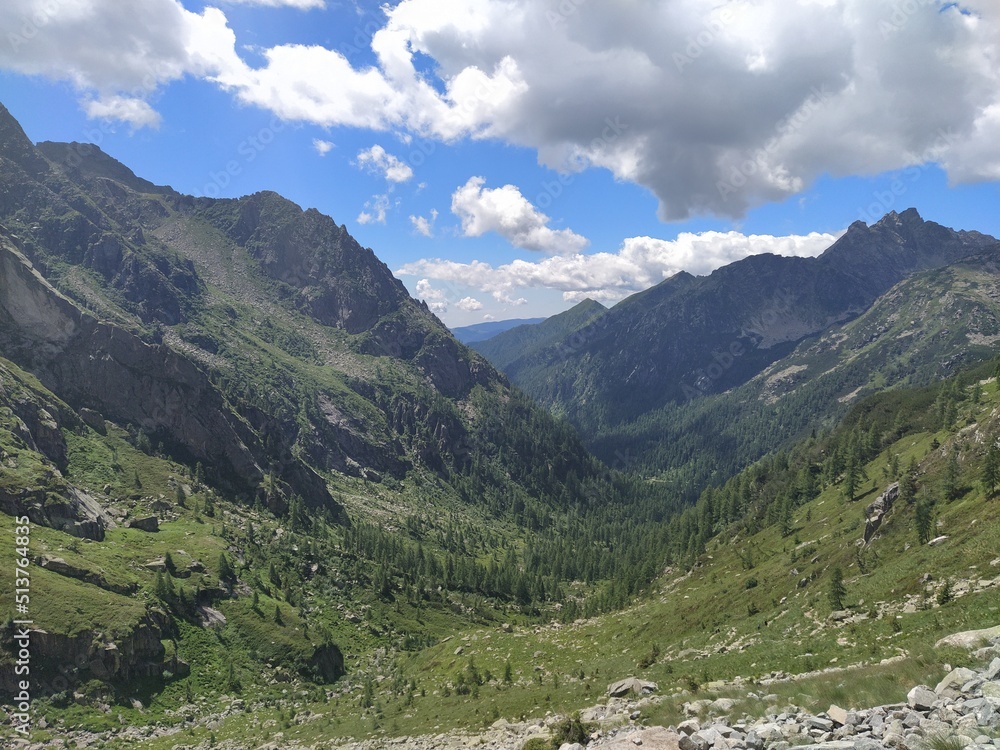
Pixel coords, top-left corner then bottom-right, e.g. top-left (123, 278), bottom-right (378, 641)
top-left (1, 0), bottom-right (998, 327)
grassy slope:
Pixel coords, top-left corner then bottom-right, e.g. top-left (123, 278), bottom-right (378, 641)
top-left (88, 374), bottom-right (1000, 748)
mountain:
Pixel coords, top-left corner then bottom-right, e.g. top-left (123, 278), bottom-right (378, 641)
top-left (0, 102), bottom-right (673, 703)
top-left (469, 298), bottom-right (607, 372)
top-left (450, 317), bottom-right (545, 344)
top-left (475, 211), bottom-right (1000, 485)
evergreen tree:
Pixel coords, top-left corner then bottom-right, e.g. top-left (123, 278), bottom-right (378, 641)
top-left (915, 498), bottom-right (935, 544)
top-left (827, 567), bottom-right (846, 610)
top-left (899, 457), bottom-right (918, 504)
top-left (943, 451), bottom-right (961, 501)
top-left (983, 439), bottom-right (999, 498)
top-left (218, 553), bottom-right (235, 584)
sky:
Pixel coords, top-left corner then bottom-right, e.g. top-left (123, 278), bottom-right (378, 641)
top-left (0, 0), bottom-right (998, 327)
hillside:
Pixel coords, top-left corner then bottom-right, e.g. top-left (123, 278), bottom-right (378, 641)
top-left (470, 298), bottom-right (608, 373)
top-left (23, 343), bottom-right (1000, 748)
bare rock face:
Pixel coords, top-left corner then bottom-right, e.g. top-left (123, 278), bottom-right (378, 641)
top-left (864, 483), bottom-right (899, 544)
top-left (0, 233), bottom-right (340, 515)
top-left (0, 610), bottom-right (171, 693)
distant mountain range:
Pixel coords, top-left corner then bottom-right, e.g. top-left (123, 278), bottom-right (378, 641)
top-left (473, 209), bottom-right (1000, 493)
top-left (450, 317), bottom-right (545, 344)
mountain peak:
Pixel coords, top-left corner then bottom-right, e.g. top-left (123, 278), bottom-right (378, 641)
top-left (0, 103), bottom-right (50, 177)
top-left (37, 141), bottom-right (169, 195)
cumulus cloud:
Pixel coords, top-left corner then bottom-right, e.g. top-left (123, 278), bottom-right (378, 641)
top-left (82, 95), bottom-right (162, 129)
top-left (3, 0), bottom-right (998, 218)
top-left (410, 209), bottom-right (438, 237)
top-left (398, 230), bottom-right (839, 304)
top-left (313, 138), bottom-right (334, 156)
top-left (451, 177), bottom-right (589, 254)
top-left (455, 296), bottom-right (483, 312)
top-left (357, 144), bottom-right (414, 183)
top-left (223, 0), bottom-right (325, 8)
top-left (0, 0), bottom-right (242, 124)
top-left (415, 278), bottom-right (449, 314)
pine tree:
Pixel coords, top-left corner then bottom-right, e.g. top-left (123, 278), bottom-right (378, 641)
top-left (983, 439), bottom-right (999, 498)
top-left (915, 498), bottom-right (935, 544)
top-left (899, 457), bottom-right (918, 504)
top-left (218, 553), bottom-right (235, 584)
top-left (828, 567), bottom-right (846, 610)
top-left (944, 451), bottom-right (961, 501)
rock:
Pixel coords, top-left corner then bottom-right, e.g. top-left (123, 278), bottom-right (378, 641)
top-left (608, 677), bottom-right (658, 697)
top-left (936, 626), bottom-right (1000, 650)
top-left (710, 698), bottom-right (736, 714)
top-left (143, 558), bottom-right (167, 572)
top-left (982, 682), bottom-right (1000, 702)
top-left (827, 705), bottom-right (849, 727)
top-left (908, 685), bottom-right (938, 711)
top-left (937, 668), bottom-right (980, 697)
top-left (678, 720), bottom-right (701, 736)
top-left (928, 535), bottom-right (949, 546)
top-left (984, 658), bottom-right (1000, 681)
top-left (127, 516), bottom-right (159, 532)
top-left (808, 716), bottom-right (835, 732)
top-left (560, 744), bottom-right (585, 750)
top-left (37, 555), bottom-right (88, 578)
top-left (606, 728), bottom-right (682, 750)
top-left (679, 733), bottom-right (709, 750)
top-left (78, 407), bottom-right (106, 434)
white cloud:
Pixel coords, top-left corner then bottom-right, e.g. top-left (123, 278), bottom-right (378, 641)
top-left (415, 278), bottom-right (448, 314)
top-left (410, 209), bottom-right (438, 237)
top-left (2, 0), bottom-right (998, 219)
top-left (223, 0), bottom-right (325, 8)
top-left (455, 296), bottom-right (483, 311)
top-left (398, 230), bottom-right (839, 304)
top-left (357, 144), bottom-right (414, 183)
top-left (82, 95), bottom-right (161, 129)
top-left (357, 193), bottom-right (392, 224)
top-left (451, 177), bottom-right (589, 255)
top-left (313, 138), bottom-right (334, 156)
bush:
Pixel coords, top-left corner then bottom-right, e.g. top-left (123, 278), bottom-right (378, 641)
top-left (549, 714), bottom-right (590, 748)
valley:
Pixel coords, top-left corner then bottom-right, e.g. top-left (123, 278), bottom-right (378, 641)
top-left (0, 100), bottom-right (999, 750)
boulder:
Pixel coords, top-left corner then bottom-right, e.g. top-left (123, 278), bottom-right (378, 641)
top-left (936, 626), bottom-right (1000, 650)
top-left (937, 668), bottom-right (979, 697)
top-left (983, 658), bottom-right (1000, 681)
top-left (37, 555), bottom-right (88, 578)
top-left (127, 515), bottom-right (159, 532)
top-left (827, 705), bottom-right (849, 726)
top-left (608, 677), bottom-right (658, 697)
top-left (908, 685), bottom-right (938, 711)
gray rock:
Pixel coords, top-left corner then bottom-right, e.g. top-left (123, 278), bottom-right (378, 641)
top-left (937, 668), bottom-right (979, 697)
top-left (908, 686), bottom-right (939, 711)
top-left (936, 626), bottom-right (1000, 650)
top-left (827, 706), bottom-right (849, 727)
top-left (680, 734), bottom-right (709, 750)
top-left (982, 683), bottom-right (1000, 703)
top-left (903, 712), bottom-right (922, 729)
top-left (807, 717), bottom-right (835, 732)
top-left (127, 515), bottom-right (159, 532)
top-left (678, 720), bottom-right (701, 736)
top-left (984, 658), bottom-right (1000, 682)
top-left (976, 704), bottom-right (998, 728)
